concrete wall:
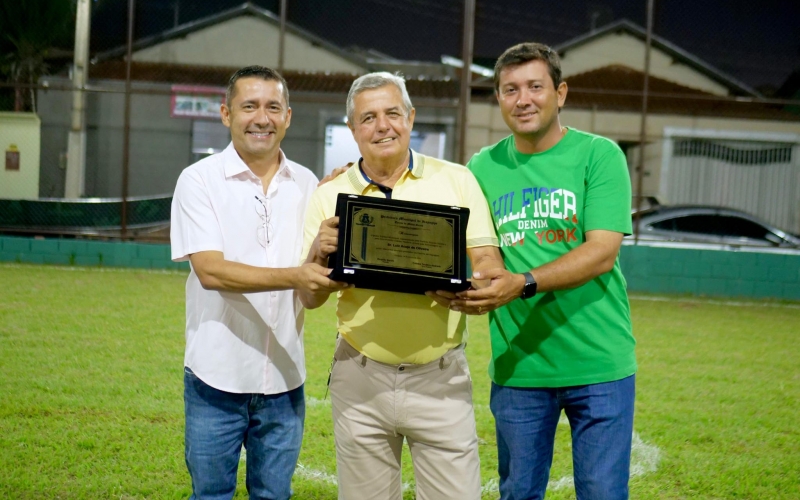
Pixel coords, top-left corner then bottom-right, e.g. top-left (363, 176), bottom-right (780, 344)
top-left (37, 83), bottom-right (192, 198)
top-left (559, 32), bottom-right (729, 95)
top-left (0, 113), bottom-right (40, 200)
top-left (2, 235), bottom-right (798, 300)
top-left (36, 80), bottom-right (458, 197)
top-left (620, 245), bottom-right (800, 299)
top-left (0, 235), bottom-right (187, 270)
top-left (134, 16), bottom-right (363, 74)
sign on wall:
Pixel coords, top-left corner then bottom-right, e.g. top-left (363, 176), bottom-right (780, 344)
top-left (170, 85), bottom-right (225, 119)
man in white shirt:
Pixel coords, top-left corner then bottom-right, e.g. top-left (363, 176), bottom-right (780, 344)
top-left (170, 66), bottom-right (347, 500)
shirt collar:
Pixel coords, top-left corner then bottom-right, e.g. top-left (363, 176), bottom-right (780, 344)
top-left (222, 143), bottom-right (295, 181)
top-left (347, 149), bottom-right (422, 193)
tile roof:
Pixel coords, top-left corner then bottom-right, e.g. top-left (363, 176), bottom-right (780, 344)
top-left (87, 61), bottom-right (460, 100)
top-left (84, 61), bottom-right (799, 121)
top-left (564, 65), bottom-right (797, 120)
top-left (554, 19), bottom-right (760, 97)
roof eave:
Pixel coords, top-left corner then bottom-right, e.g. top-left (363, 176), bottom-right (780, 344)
top-left (555, 19), bottom-right (761, 98)
top-left (92, 2), bottom-right (368, 70)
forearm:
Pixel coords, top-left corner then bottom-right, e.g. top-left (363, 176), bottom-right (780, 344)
top-left (191, 252), bottom-right (299, 293)
top-left (530, 236), bottom-right (620, 293)
top-left (298, 287), bottom-right (332, 309)
top-left (469, 246), bottom-right (504, 286)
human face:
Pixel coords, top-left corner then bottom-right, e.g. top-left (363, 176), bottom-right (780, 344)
top-left (221, 77), bottom-right (291, 163)
top-left (347, 85), bottom-right (415, 166)
top-left (496, 59), bottom-right (567, 141)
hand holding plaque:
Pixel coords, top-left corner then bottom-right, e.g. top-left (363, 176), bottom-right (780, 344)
top-left (328, 194), bottom-right (470, 295)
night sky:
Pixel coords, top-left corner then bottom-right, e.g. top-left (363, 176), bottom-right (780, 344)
top-left (88, 0), bottom-right (800, 92)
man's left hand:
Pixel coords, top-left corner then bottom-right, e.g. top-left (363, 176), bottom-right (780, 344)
top-left (317, 163), bottom-right (353, 186)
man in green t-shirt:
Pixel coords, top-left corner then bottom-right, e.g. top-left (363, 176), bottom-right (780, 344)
top-left (444, 43), bottom-right (636, 500)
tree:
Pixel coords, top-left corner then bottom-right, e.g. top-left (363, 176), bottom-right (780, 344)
top-left (0, 0), bottom-right (75, 112)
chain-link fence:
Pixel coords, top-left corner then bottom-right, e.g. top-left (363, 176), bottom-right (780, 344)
top-left (1, 0), bottom-right (799, 240)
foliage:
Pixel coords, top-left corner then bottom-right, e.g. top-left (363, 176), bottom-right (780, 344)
top-left (0, 0), bottom-right (75, 111)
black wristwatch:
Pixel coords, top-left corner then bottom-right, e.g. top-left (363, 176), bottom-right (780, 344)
top-left (520, 272), bottom-right (538, 299)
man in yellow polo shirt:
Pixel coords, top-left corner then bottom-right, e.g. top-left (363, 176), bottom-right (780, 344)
top-left (299, 72), bottom-right (503, 500)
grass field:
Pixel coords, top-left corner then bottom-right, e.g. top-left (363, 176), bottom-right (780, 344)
top-left (1, 263), bottom-right (798, 499)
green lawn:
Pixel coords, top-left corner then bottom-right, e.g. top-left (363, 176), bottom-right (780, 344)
top-left (0, 263), bottom-right (798, 499)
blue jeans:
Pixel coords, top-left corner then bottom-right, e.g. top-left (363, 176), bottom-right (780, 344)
top-left (184, 368), bottom-right (305, 500)
top-left (490, 375), bottom-right (635, 500)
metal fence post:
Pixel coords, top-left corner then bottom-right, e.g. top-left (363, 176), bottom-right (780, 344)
top-left (457, 0), bottom-right (476, 165)
top-left (121, 0), bottom-right (135, 238)
top-left (634, 0), bottom-right (654, 244)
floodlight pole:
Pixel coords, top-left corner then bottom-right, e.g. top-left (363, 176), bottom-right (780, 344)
top-left (634, 0), bottom-right (654, 244)
top-left (278, 0), bottom-right (287, 72)
top-left (121, 0), bottom-right (135, 239)
top-left (457, 0), bottom-right (476, 165)
top-left (65, 0), bottom-right (91, 199)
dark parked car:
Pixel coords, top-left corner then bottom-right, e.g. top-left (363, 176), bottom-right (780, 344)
top-left (629, 205), bottom-right (800, 248)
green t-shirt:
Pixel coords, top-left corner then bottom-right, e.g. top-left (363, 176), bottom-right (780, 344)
top-left (467, 128), bottom-right (636, 387)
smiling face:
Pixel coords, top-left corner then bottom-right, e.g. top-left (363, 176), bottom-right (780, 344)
top-left (347, 84), bottom-right (415, 167)
top-left (220, 77), bottom-right (291, 164)
top-left (496, 59), bottom-right (567, 143)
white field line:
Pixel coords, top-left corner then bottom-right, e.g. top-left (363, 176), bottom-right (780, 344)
top-left (241, 454), bottom-right (416, 494)
top-left (629, 293), bottom-right (800, 309)
top-left (480, 430), bottom-right (661, 494)
top-left (277, 423), bottom-right (661, 495)
top-left (295, 463), bottom-right (337, 486)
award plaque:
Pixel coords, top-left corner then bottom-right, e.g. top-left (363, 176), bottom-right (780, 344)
top-left (328, 193), bottom-right (470, 295)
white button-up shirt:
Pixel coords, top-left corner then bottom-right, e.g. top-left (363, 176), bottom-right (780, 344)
top-left (171, 143), bottom-right (318, 394)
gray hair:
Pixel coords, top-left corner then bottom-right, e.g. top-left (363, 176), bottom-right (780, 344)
top-left (346, 72), bottom-right (413, 123)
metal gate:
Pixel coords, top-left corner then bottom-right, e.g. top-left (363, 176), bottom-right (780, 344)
top-left (660, 128), bottom-right (800, 234)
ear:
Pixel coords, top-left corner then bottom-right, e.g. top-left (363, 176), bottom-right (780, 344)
top-left (220, 103), bottom-right (231, 128)
top-left (285, 107), bottom-right (292, 130)
top-left (347, 120), bottom-right (355, 134)
top-left (556, 81), bottom-right (568, 109)
top-left (407, 107), bottom-right (416, 128)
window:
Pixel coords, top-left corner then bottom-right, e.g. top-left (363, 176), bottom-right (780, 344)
top-left (191, 120), bottom-right (230, 163)
top-left (650, 215), bottom-right (719, 234)
top-left (649, 214), bottom-right (774, 242)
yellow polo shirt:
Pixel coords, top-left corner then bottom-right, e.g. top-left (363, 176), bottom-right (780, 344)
top-left (301, 150), bottom-right (498, 364)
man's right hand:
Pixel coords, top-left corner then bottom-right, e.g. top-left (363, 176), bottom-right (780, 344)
top-left (294, 262), bottom-right (350, 295)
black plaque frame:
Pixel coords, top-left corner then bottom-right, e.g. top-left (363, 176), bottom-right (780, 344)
top-left (328, 193), bottom-right (470, 295)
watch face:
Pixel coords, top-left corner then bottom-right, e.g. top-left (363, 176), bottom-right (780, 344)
top-left (522, 273), bottom-right (537, 298)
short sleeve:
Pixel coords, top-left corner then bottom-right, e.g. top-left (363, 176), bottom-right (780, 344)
top-left (462, 169), bottom-right (499, 248)
top-left (299, 187), bottom-right (329, 265)
top-left (583, 141), bottom-right (633, 235)
top-left (170, 169), bottom-right (224, 261)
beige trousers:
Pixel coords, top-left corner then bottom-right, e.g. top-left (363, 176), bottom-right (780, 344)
top-left (330, 338), bottom-right (481, 500)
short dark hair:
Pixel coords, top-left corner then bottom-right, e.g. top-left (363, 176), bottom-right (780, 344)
top-left (226, 65), bottom-right (289, 107)
top-left (493, 42), bottom-right (563, 91)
